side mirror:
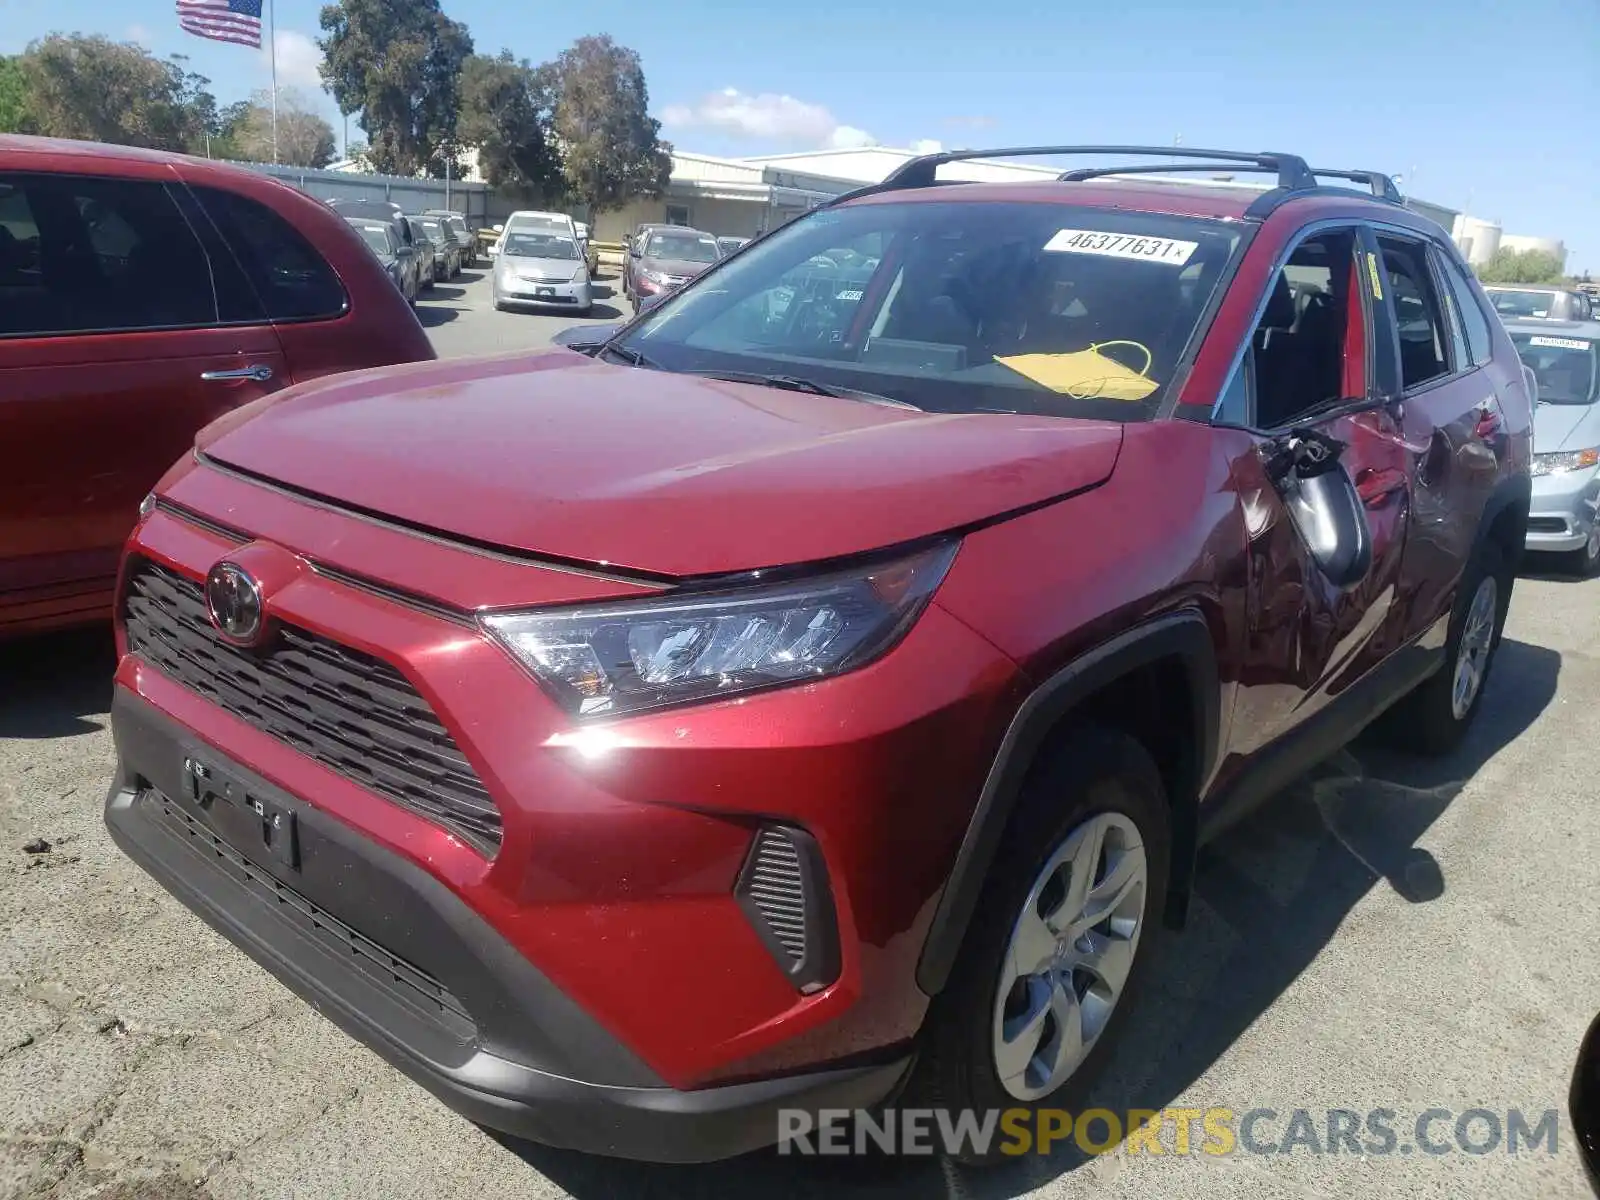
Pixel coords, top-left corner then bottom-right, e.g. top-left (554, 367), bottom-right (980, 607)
top-left (1574, 1013), bottom-right (1600, 1195)
top-left (629, 246), bottom-right (641, 258)
top-left (1264, 429), bottom-right (1373, 590)
top-left (492, 223), bottom-right (504, 233)
top-left (1523, 364), bottom-right (1540, 406)
top-left (396, 245), bottom-right (414, 258)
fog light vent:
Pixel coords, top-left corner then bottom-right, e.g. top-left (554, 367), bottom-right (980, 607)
top-left (735, 825), bottom-right (840, 993)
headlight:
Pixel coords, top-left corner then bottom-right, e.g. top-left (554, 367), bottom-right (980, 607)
top-left (1532, 447), bottom-right (1600, 477)
top-left (571, 267), bottom-right (587, 283)
top-left (481, 543), bottom-right (958, 718)
top-left (642, 268), bottom-right (668, 285)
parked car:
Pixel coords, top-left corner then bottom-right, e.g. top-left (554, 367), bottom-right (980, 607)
top-left (105, 145), bottom-right (1531, 1164)
top-left (716, 236), bottom-right (751, 257)
top-left (344, 217), bottom-right (416, 305)
top-left (1504, 318), bottom-right (1600, 574)
top-left (401, 217), bottom-right (438, 290)
top-left (1484, 284), bottom-right (1594, 322)
top-left (491, 229), bottom-right (592, 315)
top-left (0, 134), bottom-right (433, 638)
top-left (622, 222), bottom-right (681, 300)
top-left (627, 226), bottom-right (722, 313)
top-left (423, 209), bottom-right (476, 269)
top-left (409, 215), bottom-right (458, 281)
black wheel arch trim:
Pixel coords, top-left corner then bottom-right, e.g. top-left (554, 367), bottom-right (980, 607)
top-left (1476, 472), bottom-right (1532, 556)
top-left (915, 607), bottom-right (1220, 996)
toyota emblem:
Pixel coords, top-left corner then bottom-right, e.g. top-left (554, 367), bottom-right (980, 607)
top-left (205, 561), bottom-right (266, 646)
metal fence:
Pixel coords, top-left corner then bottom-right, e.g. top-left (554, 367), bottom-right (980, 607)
top-left (220, 160), bottom-right (494, 228)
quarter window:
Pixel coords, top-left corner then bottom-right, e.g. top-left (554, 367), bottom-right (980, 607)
top-left (192, 186), bottom-right (347, 322)
top-left (1438, 254), bottom-right (1494, 367)
top-left (0, 174), bottom-right (217, 338)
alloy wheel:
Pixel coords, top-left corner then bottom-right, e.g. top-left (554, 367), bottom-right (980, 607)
top-left (992, 811), bottom-right (1147, 1102)
top-left (1450, 576), bottom-right (1498, 720)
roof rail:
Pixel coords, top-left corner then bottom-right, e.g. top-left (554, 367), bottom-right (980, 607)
top-left (1305, 166), bottom-right (1404, 204)
top-left (878, 145), bottom-right (1321, 192)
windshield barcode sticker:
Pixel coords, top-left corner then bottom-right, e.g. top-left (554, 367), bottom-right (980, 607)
top-left (1529, 336), bottom-right (1590, 350)
top-left (1043, 229), bottom-right (1198, 266)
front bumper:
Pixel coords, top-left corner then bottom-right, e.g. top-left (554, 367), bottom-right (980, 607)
top-left (496, 276), bottom-right (592, 308)
top-left (104, 690), bottom-right (911, 1162)
top-left (1526, 466), bottom-right (1600, 551)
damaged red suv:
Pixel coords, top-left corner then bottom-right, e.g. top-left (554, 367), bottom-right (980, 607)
top-left (106, 147), bottom-right (1531, 1163)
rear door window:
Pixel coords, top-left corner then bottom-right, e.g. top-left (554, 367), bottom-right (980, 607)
top-left (0, 173), bottom-right (217, 338)
top-left (191, 186), bottom-right (347, 322)
top-left (1376, 235), bottom-right (1452, 390)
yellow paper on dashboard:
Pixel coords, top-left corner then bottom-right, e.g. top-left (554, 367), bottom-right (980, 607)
top-left (994, 340), bottom-right (1158, 400)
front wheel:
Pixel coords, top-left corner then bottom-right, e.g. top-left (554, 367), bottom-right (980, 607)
top-left (1561, 524), bottom-right (1600, 578)
top-left (905, 727), bottom-right (1169, 1164)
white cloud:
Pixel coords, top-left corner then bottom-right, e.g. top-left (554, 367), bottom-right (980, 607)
top-left (909, 138), bottom-right (944, 154)
top-left (267, 30), bottom-right (325, 93)
top-left (663, 87), bottom-right (875, 149)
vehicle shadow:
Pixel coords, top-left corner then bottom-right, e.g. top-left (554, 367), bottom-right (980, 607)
top-left (0, 626), bottom-right (116, 739)
top-left (414, 306), bottom-right (460, 328)
top-left (1516, 552), bottom-right (1588, 584)
top-left (424, 284), bottom-right (470, 302)
top-left (457, 270), bottom-right (487, 284)
top-left (497, 637), bottom-right (1561, 1199)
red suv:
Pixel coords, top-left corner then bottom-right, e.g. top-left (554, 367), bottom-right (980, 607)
top-left (0, 136), bottom-right (434, 638)
top-left (104, 147), bottom-right (1531, 1163)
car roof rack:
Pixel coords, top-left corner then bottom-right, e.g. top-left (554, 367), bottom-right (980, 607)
top-left (828, 146), bottom-right (1404, 216)
top-left (1057, 161), bottom-right (1403, 204)
top-left (877, 145), bottom-right (1323, 192)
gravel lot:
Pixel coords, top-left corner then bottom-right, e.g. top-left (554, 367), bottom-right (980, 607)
top-left (2, 271), bottom-right (1597, 1198)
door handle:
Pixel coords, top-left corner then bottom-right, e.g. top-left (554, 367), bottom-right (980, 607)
top-left (201, 365), bottom-right (274, 383)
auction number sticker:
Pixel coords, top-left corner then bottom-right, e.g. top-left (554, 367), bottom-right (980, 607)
top-left (1043, 229), bottom-right (1198, 266)
top-left (1529, 335), bottom-right (1590, 350)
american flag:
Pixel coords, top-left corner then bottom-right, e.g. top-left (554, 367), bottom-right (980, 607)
top-left (176, 0), bottom-right (264, 49)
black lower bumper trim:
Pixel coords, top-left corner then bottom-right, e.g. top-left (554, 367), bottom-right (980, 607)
top-left (104, 690), bottom-right (911, 1162)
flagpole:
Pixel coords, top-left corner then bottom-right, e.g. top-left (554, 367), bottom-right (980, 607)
top-left (269, 0), bottom-right (279, 163)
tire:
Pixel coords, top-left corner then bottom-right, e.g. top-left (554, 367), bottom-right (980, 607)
top-left (1561, 523), bottom-right (1600, 578)
top-left (1380, 537), bottom-right (1512, 755)
top-left (905, 727), bottom-right (1170, 1165)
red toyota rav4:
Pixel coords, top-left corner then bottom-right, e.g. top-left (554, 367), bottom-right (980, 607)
top-left (0, 136), bottom-right (433, 637)
top-left (105, 147), bottom-right (1531, 1163)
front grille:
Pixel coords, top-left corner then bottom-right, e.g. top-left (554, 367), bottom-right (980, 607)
top-left (147, 787), bottom-right (475, 1038)
top-left (123, 560), bottom-right (502, 855)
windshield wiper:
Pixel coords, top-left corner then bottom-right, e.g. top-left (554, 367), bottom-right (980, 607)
top-left (599, 343), bottom-right (662, 369)
top-left (696, 371), bottom-right (920, 410)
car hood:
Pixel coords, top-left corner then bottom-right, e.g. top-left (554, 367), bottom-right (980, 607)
top-left (1533, 401), bottom-right (1600, 453)
top-left (499, 255), bottom-right (581, 277)
top-left (643, 257), bottom-right (715, 279)
top-left (198, 353), bottom-right (1124, 577)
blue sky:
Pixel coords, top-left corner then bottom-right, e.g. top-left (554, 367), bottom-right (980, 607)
top-left (6, 0), bottom-right (1598, 270)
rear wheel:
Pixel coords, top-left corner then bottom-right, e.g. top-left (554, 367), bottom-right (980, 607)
top-left (906, 727), bottom-right (1169, 1164)
top-left (1380, 537), bottom-right (1511, 755)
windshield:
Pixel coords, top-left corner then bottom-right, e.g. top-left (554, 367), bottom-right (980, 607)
top-left (614, 201), bottom-right (1243, 420)
top-left (503, 232), bottom-right (579, 260)
top-left (510, 215), bottom-right (569, 235)
top-left (418, 220), bottom-right (443, 239)
top-left (1489, 289), bottom-right (1564, 318)
top-left (647, 232), bottom-right (720, 263)
top-left (352, 223), bottom-right (392, 256)
top-left (1512, 333), bottom-right (1598, 405)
